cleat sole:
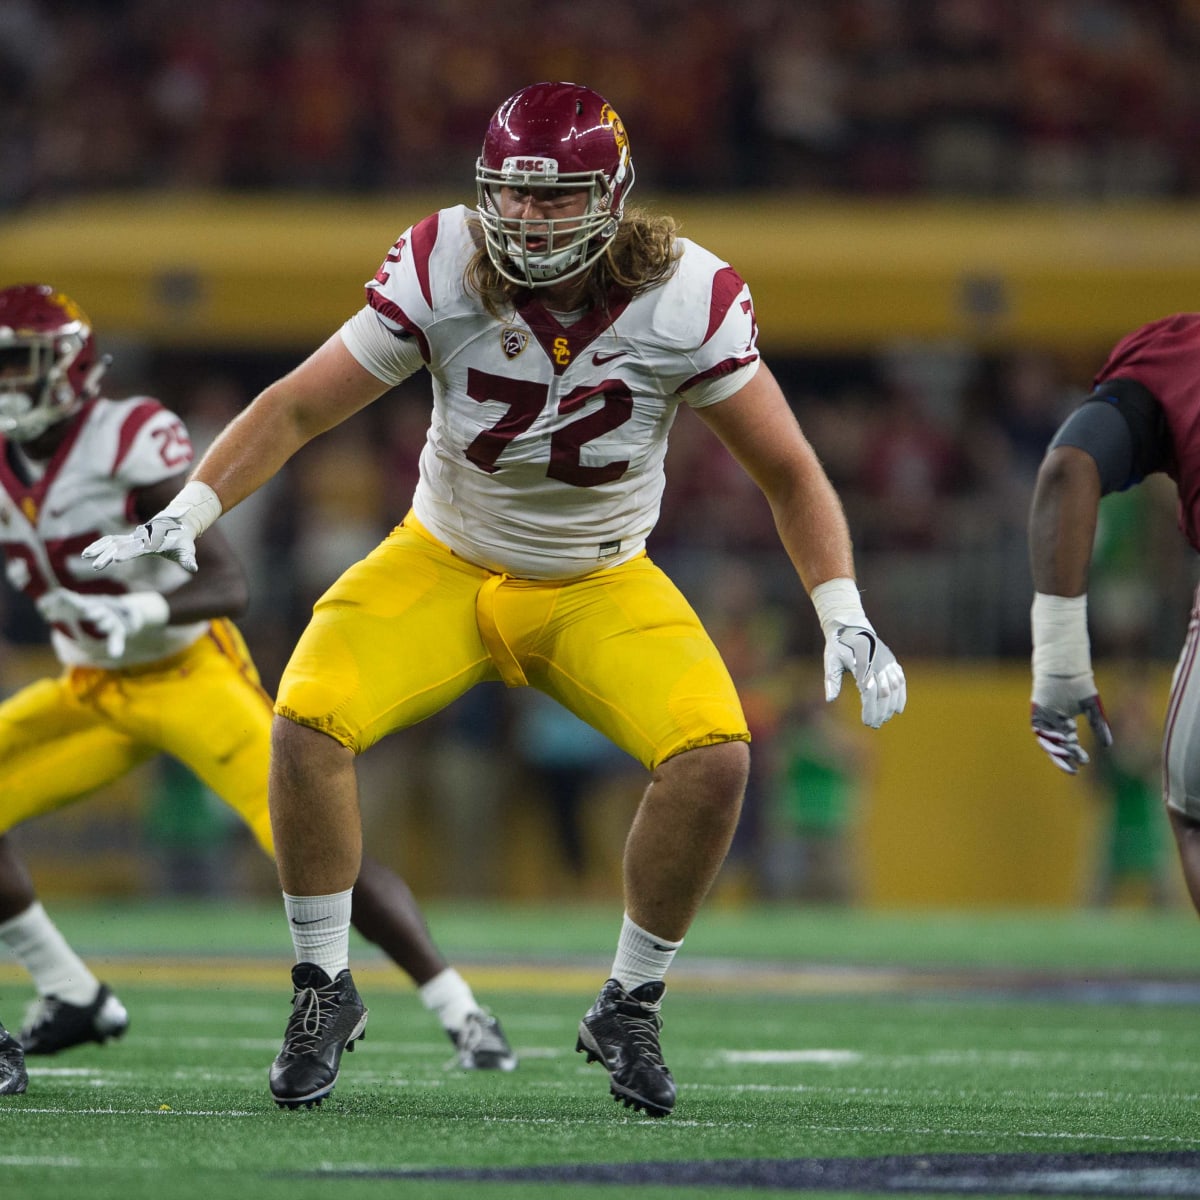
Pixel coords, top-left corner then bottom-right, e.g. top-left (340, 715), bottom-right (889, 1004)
top-left (274, 1091), bottom-right (329, 1110)
top-left (610, 1084), bottom-right (669, 1117)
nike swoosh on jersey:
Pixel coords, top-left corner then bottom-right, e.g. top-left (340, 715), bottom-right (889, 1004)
top-left (592, 350), bottom-right (627, 365)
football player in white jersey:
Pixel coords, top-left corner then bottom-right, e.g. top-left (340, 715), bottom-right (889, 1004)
top-left (0, 284), bottom-right (516, 1073)
top-left (87, 82), bottom-right (907, 1116)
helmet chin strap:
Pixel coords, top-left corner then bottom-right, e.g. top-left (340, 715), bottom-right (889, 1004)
top-left (513, 239), bottom-right (585, 284)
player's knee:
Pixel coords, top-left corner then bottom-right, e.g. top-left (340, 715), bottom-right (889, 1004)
top-left (658, 738), bottom-right (749, 812)
top-left (269, 714), bottom-right (351, 786)
top-left (706, 737), bottom-right (751, 790)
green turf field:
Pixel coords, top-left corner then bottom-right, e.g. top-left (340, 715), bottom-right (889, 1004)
top-left (1, 900), bottom-right (1199, 1200)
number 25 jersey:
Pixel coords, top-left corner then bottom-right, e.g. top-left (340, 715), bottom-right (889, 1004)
top-left (0, 397), bottom-right (208, 668)
top-left (340, 205), bottom-right (760, 580)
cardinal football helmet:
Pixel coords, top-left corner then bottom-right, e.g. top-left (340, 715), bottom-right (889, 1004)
top-left (0, 284), bottom-right (106, 442)
top-left (476, 82), bottom-right (635, 287)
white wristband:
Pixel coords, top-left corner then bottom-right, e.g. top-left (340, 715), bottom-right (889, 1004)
top-left (811, 576), bottom-right (871, 636)
top-left (162, 480), bottom-right (222, 538)
top-left (1031, 592), bottom-right (1091, 678)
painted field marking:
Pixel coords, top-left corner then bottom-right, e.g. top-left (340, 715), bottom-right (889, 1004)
top-left (717, 1049), bottom-right (862, 1064)
top-left (0, 1156), bottom-right (83, 1167)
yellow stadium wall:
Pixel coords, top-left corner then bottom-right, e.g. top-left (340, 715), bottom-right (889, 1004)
top-left (853, 661), bottom-right (1176, 909)
top-left (3, 651), bottom-right (1179, 908)
top-left (6, 195), bottom-right (1200, 352)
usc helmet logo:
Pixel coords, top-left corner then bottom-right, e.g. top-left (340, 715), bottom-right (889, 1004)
top-left (600, 103), bottom-right (629, 157)
top-left (50, 291), bottom-right (89, 327)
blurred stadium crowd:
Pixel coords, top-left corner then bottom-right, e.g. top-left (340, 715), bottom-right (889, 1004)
top-left (1, 0), bottom-right (1194, 903)
top-left (1, 0), bottom-right (1199, 206)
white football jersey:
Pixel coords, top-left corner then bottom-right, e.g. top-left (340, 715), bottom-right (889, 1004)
top-left (0, 397), bottom-right (209, 668)
top-left (340, 204), bottom-right (760, 579)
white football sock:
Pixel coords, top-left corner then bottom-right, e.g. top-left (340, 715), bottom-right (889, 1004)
top-left (0, 901), bottom-right (100, 1004)
top-left (283, 888), bottom-right (353, 979)
top-left (419, 967), bottom-right (479, 1033)
top-left (610, 912), bottom-right (683, 991)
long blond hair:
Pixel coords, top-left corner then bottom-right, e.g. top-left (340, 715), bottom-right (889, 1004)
top-left (464, 208), bottom-right (681, 319)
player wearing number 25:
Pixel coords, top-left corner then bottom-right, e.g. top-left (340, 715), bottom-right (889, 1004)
top-left (85, 82), bottom-right (906, 1116)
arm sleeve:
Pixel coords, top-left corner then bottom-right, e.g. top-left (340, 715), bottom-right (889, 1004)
top-left (683, 358), bottom-right (761, 408)
top-left (339, 305), bottom-right (426, 387)
top-left (1048, 376), bottom-right (1169, 494)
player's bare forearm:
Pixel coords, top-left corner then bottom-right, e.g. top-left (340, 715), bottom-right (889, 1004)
top-left (190, 334), bottom-right (388, 514)
top-left (767, 465), bottom-right (856, 594)
top-left (186, 385), bottom-right (310, 513)
top-left (1029, 446), bottom-right (1102, 597)
top-left (697, 363), bottom-right (855, 593)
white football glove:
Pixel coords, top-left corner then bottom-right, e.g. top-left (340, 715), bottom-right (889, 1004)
top-left (36, 588), bottom-right (170, 658)
top-left (83, 513), bottom-right (197, 573)
top-left (811, 577), bottom-right (906, 728)
top-left (83, 481), bottom-right (221, 575)
top-left (824, 624), bottom-right (907, 728)
top-left (1030, 592), bottom-right (1113, 775)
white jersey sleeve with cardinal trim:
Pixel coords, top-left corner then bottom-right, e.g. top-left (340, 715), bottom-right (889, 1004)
top-left (0, 396), bottom-right (209, 668)
top-left (340, 204), bottom-right (760, 579)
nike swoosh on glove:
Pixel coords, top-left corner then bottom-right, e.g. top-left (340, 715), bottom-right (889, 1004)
top-left (83, 514), bottom-right (198, 574)
top-left (824, 624), bottom-right (907, 728)
top-left (1030, 673), bottom-right (1113, 774)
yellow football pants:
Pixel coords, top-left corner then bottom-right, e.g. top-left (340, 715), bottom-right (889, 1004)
top-left (276, 516), bottom-right (750, 768)
top-left (0, 620), bottom-right (275, 851)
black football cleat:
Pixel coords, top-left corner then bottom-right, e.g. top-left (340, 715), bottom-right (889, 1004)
top-left (448, 1010), bottom-right (518, 1071)
top-left (0, 1024), bottom-right (27, 1095)
top-left (19, 984), bottom-right (129, 1055)
top-left (269, 962), bottom-right (367, 1109)
top-left (576, 978), bottom-right (676, 1117)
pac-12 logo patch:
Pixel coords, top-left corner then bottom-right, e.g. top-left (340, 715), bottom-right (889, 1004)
top-left (501, 327), bottom-right (529, 359)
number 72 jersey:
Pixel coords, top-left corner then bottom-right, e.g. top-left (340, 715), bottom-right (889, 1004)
top-left (341, 204), bottom-right (761, 581)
